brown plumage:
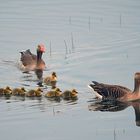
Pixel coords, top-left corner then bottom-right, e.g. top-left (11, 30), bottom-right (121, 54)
top-left (88, 72), bottom-right (140, 102)
top-left (19, 44), bottom-right (46, 72)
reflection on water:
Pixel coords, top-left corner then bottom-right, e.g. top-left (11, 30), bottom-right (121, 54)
top-left (0, 93), bottom-right (78, 109)
top-left (0, 0), bottom-right (140, 139)
top-left (88, 100), bottom-right (140, 127)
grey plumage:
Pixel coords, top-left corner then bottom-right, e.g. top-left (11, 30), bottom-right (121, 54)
top-left (20, 49), bottom-right (37, 67)
top-left (90, 81), bottom-right (132, 100)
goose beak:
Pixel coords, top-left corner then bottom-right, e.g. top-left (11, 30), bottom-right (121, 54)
top-left (40, 46), bottom-right (45, 52)
top-left (38, 44), bottom-right (46, 52)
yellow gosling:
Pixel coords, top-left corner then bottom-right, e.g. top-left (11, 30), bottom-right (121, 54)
top-left (44, 72), bottom-right (57, 87)
top-left (45, 88), bottom-right (62, 98)
top-left (26, 88), bottom-right (43, 97)
top-left (34, 88), bottom-right (43, 97)
top-left (26, 89), bottom-right (35, 97)
top-left (62, 89), bottom-right (78, 100)
top-left (4, 86), bottom-right (12, 97)
top-left (12, 87), bottom-right (26, 96)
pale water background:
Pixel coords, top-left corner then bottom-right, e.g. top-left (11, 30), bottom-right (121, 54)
top-left (0, 0), bottom-right (140, 140)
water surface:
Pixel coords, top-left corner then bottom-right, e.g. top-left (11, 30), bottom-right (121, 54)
top-left (0, 0), bottom-right (140, 140)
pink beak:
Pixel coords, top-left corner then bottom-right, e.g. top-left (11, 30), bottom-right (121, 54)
top-left (39, 44), bottom-right (46, 52)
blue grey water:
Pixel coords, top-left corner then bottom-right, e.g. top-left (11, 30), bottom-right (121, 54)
top-left (0, 0), bottom-right (140, 140)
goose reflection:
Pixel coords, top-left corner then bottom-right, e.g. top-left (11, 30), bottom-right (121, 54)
top-left (88, 100), bottom-right (140, 127)
top-left (132, 101), bottom-right (140, 126)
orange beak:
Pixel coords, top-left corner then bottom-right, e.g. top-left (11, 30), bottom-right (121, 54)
top-left (39, 44), bottom-right (46, 52)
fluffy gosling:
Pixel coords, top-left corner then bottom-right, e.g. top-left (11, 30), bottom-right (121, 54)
top-left (45, 88), bottom-right (62, 98)
top-left (62, 89), bottom-right (78, 100)
top-left (26, 88), bottom-right (43, 97)
top-left (12, 87), bottom-right (26, 96)
top-left (44, 72), bottom-right (57, 88)
top-left (3, 86), bottom-right (12, 97)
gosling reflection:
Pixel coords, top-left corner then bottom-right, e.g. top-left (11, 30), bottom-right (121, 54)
top-left (88, 100), bottom-right (140, 127)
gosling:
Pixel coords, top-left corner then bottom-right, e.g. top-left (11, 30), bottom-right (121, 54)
top-left (26, 88), bottom-right (43, 97)
top-left (44, 72), bottom-right (57, 88)
top-left (3, 86), bottom-right (12, 97)
top-left (45, 88), bottom-right (62, 98)
top-left (12, 87), bottom-right (26, 96)
top-left (62, 89), bottom-right (78, 100)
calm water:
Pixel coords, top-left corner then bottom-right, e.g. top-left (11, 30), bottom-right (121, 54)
top-left (0, 0), bottom-right (140, 140)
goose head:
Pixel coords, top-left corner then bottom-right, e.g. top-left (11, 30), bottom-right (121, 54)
top-left (71, 89), bottom-right (78, 97)
top-left (37, 44), bottom-right (45, 61)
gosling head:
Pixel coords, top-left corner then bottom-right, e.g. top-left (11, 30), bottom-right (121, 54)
top-left (37, 88), bottom-right (43, 92)
top-left (21, 87), bottom-right (26, 92)
top-left (5, 86), bottom-right (12, 91)
top-left (72, 89), bottom-right (78, 94)
top-left (52, 72), bottom-right (57, 80)
top-left (55, 88), bottom-right (62, 93)
top-left (52, 72), bottom-right (56, 76)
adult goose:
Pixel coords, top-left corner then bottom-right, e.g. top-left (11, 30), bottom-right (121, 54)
top-left (88, 72), bottom-right (140, 102)
top-left (19, 44), bottom-right (46, 86)
top-left (19, 44), bottom-right (46, 73)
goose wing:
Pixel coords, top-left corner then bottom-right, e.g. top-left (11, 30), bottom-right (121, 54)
top-left (91, 81), bottom-right (131, 100)
top-left (25, 49), bottom-right (37, 60)
top-left (20, 50), bottom-right (37, 66)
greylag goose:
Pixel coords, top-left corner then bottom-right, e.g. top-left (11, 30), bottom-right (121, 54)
top-left (62, 89), bottom-right (78, 100)
top-left (19, 44), bottom-right (46, 86)
top-left (88, 72), bottom-right (140, 102)
top-left (19, 44), bottom-right (46, 72)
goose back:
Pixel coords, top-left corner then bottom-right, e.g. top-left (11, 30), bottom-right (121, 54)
top-left (90, 81), bottom-right (132, 100)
